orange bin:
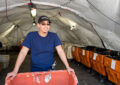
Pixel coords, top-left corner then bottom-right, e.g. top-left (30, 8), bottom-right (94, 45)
top-left (79, 49), bottom-right (92, 68)
top-left (106, 67), bottom-right (118, 84)
top-left (104, 57), bottom-right (120, 84)
top-left (5, 70), bottom-right (78, 85)
top-left (71, 46), bottom-right (80, 62)
top-left (91, 53), bottom-right (106, 76)
top-left (104, 57), bottom-right (112, 68)
top-left (104, 57), bottom-right (120, 72)
top-left (92, 61), bottom-right (106, 76)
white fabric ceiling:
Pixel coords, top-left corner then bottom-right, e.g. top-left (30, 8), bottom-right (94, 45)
top-left (0, 0), bottom-right (120, 51)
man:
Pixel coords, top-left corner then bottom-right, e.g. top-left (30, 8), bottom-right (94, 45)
top-left (6, 15), bottom-right (74, 80)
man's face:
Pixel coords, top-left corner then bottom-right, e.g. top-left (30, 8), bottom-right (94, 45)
top-left (37, 20), bottom-right (50, 33)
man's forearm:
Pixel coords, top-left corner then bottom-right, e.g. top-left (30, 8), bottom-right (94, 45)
top-left (56, 45), bottom-right (70, 68)
top-left (13, 47), bottom-right (29, 73)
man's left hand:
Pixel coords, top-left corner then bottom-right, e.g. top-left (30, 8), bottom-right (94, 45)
top-left (67, 67), bottom-right (75, 74)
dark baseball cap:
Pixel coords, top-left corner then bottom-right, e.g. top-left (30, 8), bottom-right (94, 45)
top-left (38, 16), bottom-right (51, 23)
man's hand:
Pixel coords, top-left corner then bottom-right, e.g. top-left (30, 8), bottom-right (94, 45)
top-left (67, 67), bottom-right (75, 74)
top-left (6, 71), bottom-right (17, 81)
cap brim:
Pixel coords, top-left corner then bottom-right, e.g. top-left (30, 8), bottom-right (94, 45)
top-left (39, 19), bottom-right (51, 23)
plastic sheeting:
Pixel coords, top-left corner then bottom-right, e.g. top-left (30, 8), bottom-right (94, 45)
top-left (0, 0), bottom-right (120, 51)
top-left (62, 42), bottom-right (84, 59)
top-left (62, 42), bottom-right (73, 59)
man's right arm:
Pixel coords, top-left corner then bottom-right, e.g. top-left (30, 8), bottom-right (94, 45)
top-left (6, 46), bottom-right (29, 80)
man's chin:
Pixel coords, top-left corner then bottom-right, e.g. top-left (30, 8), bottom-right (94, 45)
top-left (43, 31), bottom-right (48, 33)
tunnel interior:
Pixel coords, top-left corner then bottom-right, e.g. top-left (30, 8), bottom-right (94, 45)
top-left (0, 0), bottom-right (120, 85)
top-left (0, 0), bottom-right (120, 51)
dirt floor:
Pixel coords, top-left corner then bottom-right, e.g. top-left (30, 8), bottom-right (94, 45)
top-left (0, 52), bottom-right (112, 85)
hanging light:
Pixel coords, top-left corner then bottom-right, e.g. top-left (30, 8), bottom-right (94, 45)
top-left (28, 3), bottom-right (37, 17)
top-left (70, 25), bottom-right (76, 30)
top-left (27, 1), bottom-right (37, 25)
top-left (31, 8), bottom-right (37, 17)
top-left (32, 16), bottom-right (36, 26)
top-left (0, 24), bottom-right (15, 38)
top-left (33, 20), bottom-right (36, 26)
top-left (69, 20), bottom-right (77, 30)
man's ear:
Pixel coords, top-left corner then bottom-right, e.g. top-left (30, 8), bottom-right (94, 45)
top-left (37, 23), bottom-right (40, 27)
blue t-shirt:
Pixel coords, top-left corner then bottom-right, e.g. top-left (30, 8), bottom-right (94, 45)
top-left (22, 31), bottom-right (62, 71)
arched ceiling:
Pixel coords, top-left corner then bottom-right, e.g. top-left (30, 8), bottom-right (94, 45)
top-left (0, 0), bottom-right (120, 51)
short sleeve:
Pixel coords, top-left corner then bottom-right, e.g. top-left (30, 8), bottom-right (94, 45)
top-left (22, 33), bottom-right (31, 48)
top-left (54, 34), bottom-right (62, 47)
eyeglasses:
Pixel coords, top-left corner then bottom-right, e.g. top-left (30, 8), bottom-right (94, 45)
top-left (41, 23), bottom-right (50, 26)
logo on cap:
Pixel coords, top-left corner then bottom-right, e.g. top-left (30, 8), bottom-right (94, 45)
top-left (38, 16), bottom-right (51, 23)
